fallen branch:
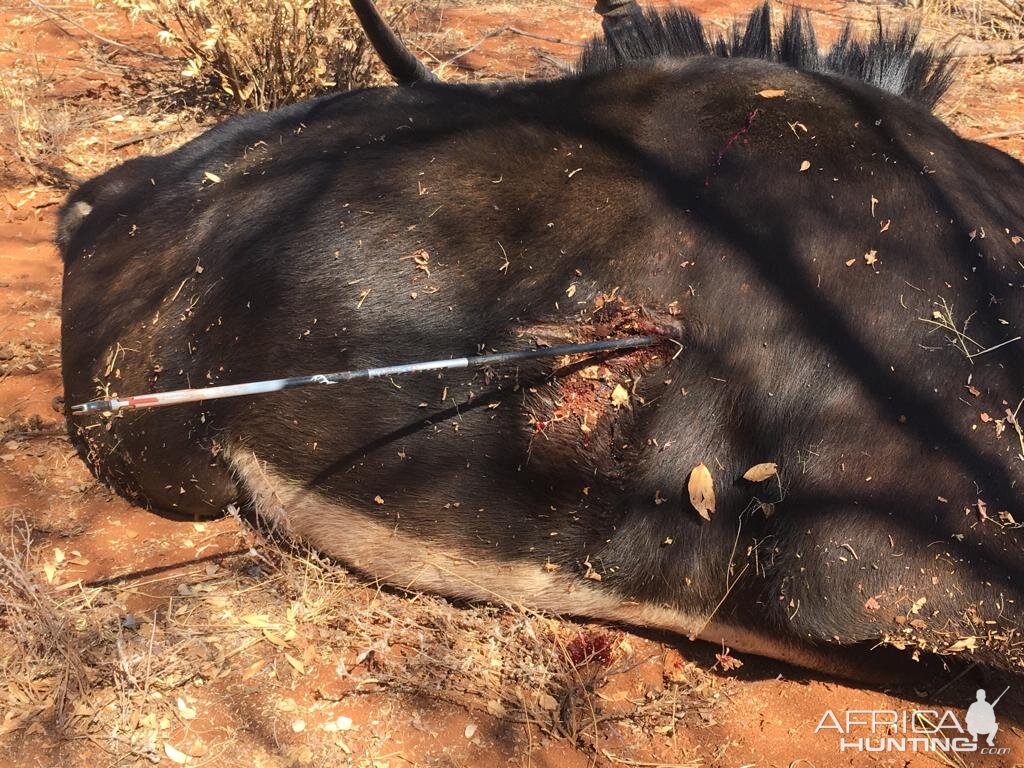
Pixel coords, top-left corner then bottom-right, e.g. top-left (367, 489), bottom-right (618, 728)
top-left (974, 128), bottom-right (1024, 141)
top-left (949, 39), bottom-right (1024, 57)
top-left (441, 29), bottom-right (504, 67)
top-left (111, 127), bottom-right (183, 150)
top-left (508, 27), bottom-right (585, 48)
top-left (441, 26), bottom-right (584, 71)
top-left (25, 159), bottom-right (83, 189)
top-left (535, 50), bottom-right (573, 74)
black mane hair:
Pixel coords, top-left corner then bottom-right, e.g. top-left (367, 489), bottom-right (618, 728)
top-left (577, 3), bottom-right (955, 110)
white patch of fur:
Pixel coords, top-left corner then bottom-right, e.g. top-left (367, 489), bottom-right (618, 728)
top-left (230, 449), bottom-right (690, 620)
top-left (229, 449), bottom-right (862, 677)
top-left (58, 201), bottom-right (93, 246)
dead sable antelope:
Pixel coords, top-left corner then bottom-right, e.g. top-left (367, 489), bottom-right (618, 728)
top-left (59, 0), bottom-right (1023, 681)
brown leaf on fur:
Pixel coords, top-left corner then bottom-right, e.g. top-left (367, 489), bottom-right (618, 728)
top-left (945, 636), bottom-right (978, 653)
top-left (742, 462), bottom-right (778, 482)
top-left (687, 463), bottom-right (716, 521)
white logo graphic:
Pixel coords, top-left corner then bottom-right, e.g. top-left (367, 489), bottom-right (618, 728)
top-left (815, 686), bottom-right (1011, 755)
top-left (966, 688), bottom-right (1005, 747)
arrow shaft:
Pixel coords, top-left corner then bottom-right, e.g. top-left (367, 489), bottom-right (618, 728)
top-left (72, 335), bottom-right (658, 416)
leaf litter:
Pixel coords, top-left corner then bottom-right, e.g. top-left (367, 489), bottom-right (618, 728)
top-left (0, 515), bottom-right (726, 764)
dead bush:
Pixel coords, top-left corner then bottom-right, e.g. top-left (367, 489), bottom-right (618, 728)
top-left (922, 0), bottom-right (1024, 39)
top-left (0, 64), bottom-right (77, 186)
top-left (0, 503), bottom-right (721, 763)
top-left (113, 0), bottom-right (417, 111)
top-left (0, 522), bottom-right (90, 734)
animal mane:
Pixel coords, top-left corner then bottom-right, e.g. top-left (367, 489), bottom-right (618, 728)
top-left (577, 3), bottom-right (955, 110)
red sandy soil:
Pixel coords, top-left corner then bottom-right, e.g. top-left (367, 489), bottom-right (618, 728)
top-left (1, 1), bottom-right (1023, 766)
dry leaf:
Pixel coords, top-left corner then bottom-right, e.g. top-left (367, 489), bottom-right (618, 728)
top-left (241, 659), bottom-right (265, 680)
top-left (687, 463), bottom-right (716, 521)
top-left (177, 698), bottom-right (197, 720)
top-left (742, 462), bottom-right (778, 482)
top-left (610, 383), bottom-right (630, 408)
top-left (799, 160), bottom-right (811, 172)
top-left (262, 630), bottom-right (288, 647)
top-left (187, 740), bottom-right (208, 759)
top-left (164, 743), bottom-right (188, 765)
top-left (716, 652), bottom-right (744, 671)
top-left (864, 249), bottom-right (878, 265)
top-left (538, 692), bottom-right (559, 711)
top-left (277, 698), bottom-right (298, 713)
top-left (285, 653), bottom-right (305, 675)
top-left (203, 171), bottom-right (222, 184)
top-left (373, 495), bottom-right (385, 505)
top-left (486, 700), bottom-right (507, 717)
top-left (757, 88), bottom-right (786, 98)
top-left (945, 636), bottom-right (977, 653)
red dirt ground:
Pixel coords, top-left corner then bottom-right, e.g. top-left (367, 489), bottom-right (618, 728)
top-left (1, 1), bottom-right (1023, 766)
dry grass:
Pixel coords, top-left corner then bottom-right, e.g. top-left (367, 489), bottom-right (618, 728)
top-left (921, 0), bottom-right (1024, 40)
top-left (112, 0), bottom-right (419, 111)
top-left (4, 2), bottom-right (1016, 765)
top-left (0, 521), bottom-right (90, 735)
top-left (0, 61), bottom-right (78, 187)
top-left (919, 296), bottom-right (1023, 362)
top-left (0, 511), bottom-right (722, 765)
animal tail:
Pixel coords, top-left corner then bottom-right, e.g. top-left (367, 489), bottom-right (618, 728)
top-left (348, 0), bottom-right (436, 84)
